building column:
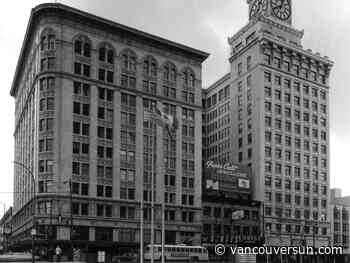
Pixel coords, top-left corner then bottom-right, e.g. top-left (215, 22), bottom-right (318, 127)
top-left (89, 227), bottom-right (95, 241)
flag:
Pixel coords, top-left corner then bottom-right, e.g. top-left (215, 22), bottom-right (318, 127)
top-left (155, 107), bottom-right (178, 136)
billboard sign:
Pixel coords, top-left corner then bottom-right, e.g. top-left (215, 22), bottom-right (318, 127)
top-left (203, 161), bottom-right (251, 194)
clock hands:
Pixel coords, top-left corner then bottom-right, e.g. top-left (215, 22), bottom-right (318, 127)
top-left (271, 0), bottom-right (291, 20)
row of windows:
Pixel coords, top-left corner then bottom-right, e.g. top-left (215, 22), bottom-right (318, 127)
top-left (204, 141), bottom-right (231, 160)
top-left (97, 166), bottom-right (113, 179)
top-left (265, 118), bottom-right (327, 136)
top-left (40, 57), bottom-right (56, 71)
top-left (204, 128), bottom-right (230, 146)
top-left (39, 138), bottom-right (53, 152)
top-left (203, 85), bottom-right (230, 109)
top-left (265, 207), bottom-right (327, 222)
top-left (263, 53), bottom-right (328, 85)
top-left (265, 223), bottom-right (328, 236)
top-left (237, 55), bottom-right (253, 77)
top-left (39, 97), bottom-right (54, 112)
top-left (264, 71), bottom-right (328, 96)
top-left (202, 225), bottom-right (259, 243)
top-left (73, 37), bottom-right (197, 85)
top-left (203, 206), bottom-right (259, 220)
top-left (334, 207), bottom-right (350, 220)
top-left (203, 102), bottom-right (230, 123)
top-left (266, 164), bottom-right (327, 182)
top-left (265, 159), bottom-right (327, 174)
top-left (204, 114), bottom-right (230, 135)
top-left (265, 131), bottom-right (327, 148)
top-left (71, 203), bottom-right (138, 219)
top-left (265, 95), bottom-right (322, 113)
top-left (265, 146), bottom-right (327, 161)
top-left (265, 177), bottom-right (327, 193)
top-left (73, 100), bottom-right (195, 123)
top-left (265, 192), bottom-right (327, 208)
top-left (264, 90), bottom-right (327, 116)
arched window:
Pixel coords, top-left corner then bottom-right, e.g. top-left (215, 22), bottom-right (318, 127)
top-left (143, 56), bottom-right (157, 77)
top-left (83, 42), bottom-right (90, 57)
top-left (40, 36), bottom-right (46, 51)
top-left (107, 50), bottom-right (114, 64)
top-left (121, 49), bottom-right (137, 71)
top-left (74, 36), bottom-right (91, 58)
top-left (99, 47), bottom-right (106, 61)
top-left (120, 49), bottom-right (137, 89)
top-left (163, 62), bottom-right (177, 83)
top-left (40, 28), bottom-right (56, 51)
top-left (183, 68), bottom-right (195, 88)
top-left (98, 43), bottom-right (114, 64)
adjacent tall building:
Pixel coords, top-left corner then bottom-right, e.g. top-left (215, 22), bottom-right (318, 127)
top-left (204, 0), bottom-right (333, 246)
top-left (10, 3), bottom-right (208, 258)
top-left (330, 189), bottom-right (350, 255)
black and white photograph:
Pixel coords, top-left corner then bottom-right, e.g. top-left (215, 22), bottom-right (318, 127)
top-left (0, 0), bottom-right (349, 262)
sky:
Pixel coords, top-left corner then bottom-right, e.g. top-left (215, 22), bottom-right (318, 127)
top-left (0, 0), bottom-right (349, 216)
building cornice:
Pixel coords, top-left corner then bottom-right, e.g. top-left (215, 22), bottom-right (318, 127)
top-left (260, 36), bottom-right (334, 67)
top-left (202, 73), bottom-right (231, 94)
top-left (228, 16), bottom-right (304, 45)
top-left (10, 3), bottom-right (210, 97)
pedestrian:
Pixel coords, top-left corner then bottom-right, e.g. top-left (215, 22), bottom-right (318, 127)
top-left (55, 245), bottom-right (62, 262)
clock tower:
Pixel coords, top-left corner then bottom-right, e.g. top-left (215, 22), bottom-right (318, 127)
top-left (248, 0), bottom-right (292, 25)
top-left (224, 0), bottom-right (333, 249)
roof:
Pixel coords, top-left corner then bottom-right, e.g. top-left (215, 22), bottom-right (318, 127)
top-left (202, 73), bottom-right (231, 94)
top-left (334, 197), bottom-right (350, 207)
top-left (10, 3), bottom-right (210, 96)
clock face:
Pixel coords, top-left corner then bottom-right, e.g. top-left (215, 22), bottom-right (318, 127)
top-left (250, 0), bottom-right (267, 19)
top-left (271, 0), bottom-right (291, 21)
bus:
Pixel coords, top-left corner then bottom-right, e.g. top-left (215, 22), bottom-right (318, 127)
top-left (144, 244), bottom-right (209, 261)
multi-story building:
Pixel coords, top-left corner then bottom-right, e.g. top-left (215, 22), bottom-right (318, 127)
top-left (0, 207), bottom-right (12, 254)
top-left (204, 0), bottom-right (333, 247)
top-left (202, 73), bottom-right (231, 164)
top-left (202, 161), bottom-right (262, 250)
top-left (10, 3), bottom-right (208, 259)
top-left (201, 71), bottom-right (264, 253)
top-left (330, 188), bottom-right (350, 257)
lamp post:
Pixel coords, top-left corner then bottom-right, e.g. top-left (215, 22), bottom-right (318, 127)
top-left (143, 107), bottom-right (178, 263)
top-left (63, 179), bottom-right (73, 261)
top-left (13, 161), bottom-right (36, 263)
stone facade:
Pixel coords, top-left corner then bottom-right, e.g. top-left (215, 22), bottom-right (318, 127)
top-left (330, 189), bottom-right (350, 254)
top-left (10, 3), bottom-right (208, 256)
top-left (204, 0), bottom-right (333, 247)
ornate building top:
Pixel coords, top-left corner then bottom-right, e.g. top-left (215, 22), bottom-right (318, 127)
top-left (247, 0), bottom-right (293, 26)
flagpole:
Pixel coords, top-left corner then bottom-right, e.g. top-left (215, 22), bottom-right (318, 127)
top-left (150, 117), bottom-right (155, 263)
top-left (161, 201), bottom-right (165, 263)
top-left (151, 106), bottom-right (177, 263)
top-left (140, 111), bottom-right (144, 263)
top-left (161, 127), bottom-right (166, 263)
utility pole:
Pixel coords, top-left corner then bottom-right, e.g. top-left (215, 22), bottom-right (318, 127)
top-left (13, 161), bottom-right (36, 263)
top-left (69, 179), bottom-right (73, 261)
top-left (140, 112), bottom-right (144, 263)
top-left (144, 107), bottom-right (177, 263)
top-left (150, 119), bottom-right (155, 263)
top-left (63, 178), bottom-right (74, 260)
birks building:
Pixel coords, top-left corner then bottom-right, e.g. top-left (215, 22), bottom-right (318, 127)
top-left (10, 3), bottom-right (208, 259)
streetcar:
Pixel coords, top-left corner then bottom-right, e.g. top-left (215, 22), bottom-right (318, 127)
top-left (144, 244), bottom-right (209, 261)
